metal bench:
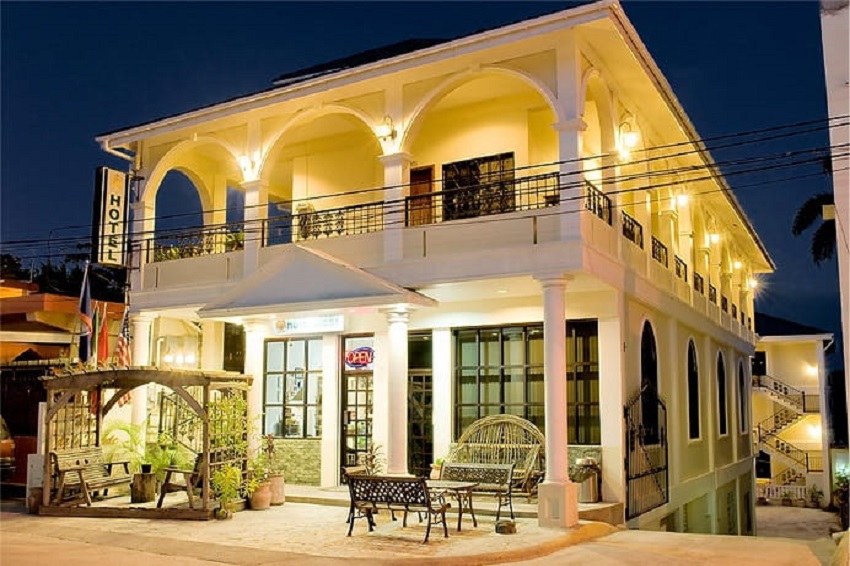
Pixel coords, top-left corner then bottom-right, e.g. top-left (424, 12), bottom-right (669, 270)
top-left (440, 462), bottom-right (515, 520)
top-left (346, 475), bottom-right (450, 543)
top-left (50, 446), bottom-right (132, 506)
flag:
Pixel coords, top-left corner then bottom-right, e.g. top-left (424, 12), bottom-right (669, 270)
top-left (78, 263), bottom-right (92, 363)
top-left (97, 303), bottom-right (110, 365)
top-left (115, 307), bottom-right (131, 368)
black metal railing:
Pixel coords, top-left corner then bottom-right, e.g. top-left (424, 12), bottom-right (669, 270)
top-left (741, 311), bottom-right (747, 326)
top-left (585, 181), bottom-right (612, 225)
top-left (708, 284), bottom-right (718, 304)
top-left (731, 304), bottom-right (738, 319)
top-left (405, 171), bottom-right (560, 226)
top-left (651, 237), bottom-right (668, 268)
top-left (621, 211), bottom-right (644, 249)
top-left (264, 200), bottom-right (386, 246)
top-left (752, 374), bottom-right (820, 413)
top-left (674, 256), bottom-right (688, 282)
top-left (147, 223), bottom-right (246, 263)
top-left (694, 273), bottom-right (705, 295)
top-left (721, 295), bottom-right (729, 312)
top-left (756, 407), bottom-right (802, 438)
top-left (760, 430), bottom-right (822, 473)
top-left (747, 316), bottom-right (753, 330)
top-left (624, 385), bottom-right (668, 520)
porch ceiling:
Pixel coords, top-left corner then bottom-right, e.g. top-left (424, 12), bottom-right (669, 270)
top-left (418, 272), bottom-right (606, 303)
top-left (197, 245), bottom-right (437, 320)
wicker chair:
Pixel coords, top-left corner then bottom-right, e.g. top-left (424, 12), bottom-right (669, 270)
top-left (445, 414), bottom-right (545, 497)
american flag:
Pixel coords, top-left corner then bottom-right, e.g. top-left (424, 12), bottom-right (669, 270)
top-left (115, 308), bottom-right (132, 407)
top-left (115, 308), bottom-right (131, 368)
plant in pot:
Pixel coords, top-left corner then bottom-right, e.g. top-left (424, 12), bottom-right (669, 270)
top-left (245, 453), bottom-right (271, 511)
top-left (263, 434), bottom-right (286, 505)
top-left (780, 490), bottom-right (794, 507)
top-left (807, 484), bottom-right (824, 508)
top-left (212, 464), bottom-right (243, 519)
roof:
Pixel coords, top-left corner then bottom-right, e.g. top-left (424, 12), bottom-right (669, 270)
top-left (198, 245), bottom-right (436, 319)
top-left (755, 312), bottom-right (832, 338)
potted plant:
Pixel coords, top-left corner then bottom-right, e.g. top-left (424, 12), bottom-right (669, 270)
top-left (430, 457), bottom-right (445, 480)
top-left (780, 490), bottom-right (794, 507)
top-left (263, 434), bottom-right (286, 505)
top-left (245, 453), bottom-right (271, 511)
top-left (807, 484), bottom-right (824, 508)
top-left (212, 464), bottom-right (243, 519)
top-left (358, 443), bottom-right (386, 475)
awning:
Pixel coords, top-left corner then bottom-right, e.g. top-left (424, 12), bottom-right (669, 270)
top-left (198, 245), bottom-right (436, 319)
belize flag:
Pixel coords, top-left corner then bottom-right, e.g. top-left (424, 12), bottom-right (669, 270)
top-left (78, 264), bottom-right (92, 363)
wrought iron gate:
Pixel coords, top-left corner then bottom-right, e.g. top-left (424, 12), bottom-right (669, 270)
top-left (624, 385), bottom-right (668, 520)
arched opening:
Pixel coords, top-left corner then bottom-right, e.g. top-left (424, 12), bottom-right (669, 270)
top-left (717, 352), bottom-right (728, 435)
top-left (687, 340), bottom-right (700, 440)
top-left (406, 72), bottom-right (558, 224)
top-left (261, 112), bottom-right (382, 244)
top-left (640, 320), bottom-right (659, 443)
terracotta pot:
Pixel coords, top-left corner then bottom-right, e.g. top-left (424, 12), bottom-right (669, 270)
top-left (249, 482), bottom-right (272, 510)
top-left (269, 474), bottom-right (285, 505)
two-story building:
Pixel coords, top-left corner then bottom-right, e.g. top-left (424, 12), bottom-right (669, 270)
top-left (96, 0), bottom-right (773, 531)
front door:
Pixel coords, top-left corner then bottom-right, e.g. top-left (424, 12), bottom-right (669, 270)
top-left (407, 333), bottom-right (433, 477)
top-left (408, 166), bottom-right (433, 226)
top-left (340, 336), bottom-right (374, 476)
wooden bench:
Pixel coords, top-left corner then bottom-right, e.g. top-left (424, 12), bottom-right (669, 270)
top-left (346, 475), bottom-right (450, 543)
top-left (50, 446), bottom-right (132, 506)
top-left (157, 454), bottom-right (204, 509)
top-left (440, 462), bottom-right (515, 521)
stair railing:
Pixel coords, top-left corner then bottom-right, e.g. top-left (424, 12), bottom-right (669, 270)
top-left (756, 407), bottom-right (802, 439)
top-left (761, 430), bottom-right (810, 470)
top-left (752, 374), bottom-right (818, 413)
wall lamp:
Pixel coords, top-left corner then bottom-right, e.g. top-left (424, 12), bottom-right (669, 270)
top-left (617, 119), bottom-right (640, 159)
top-left (376, 115), bottom-right (397, 141)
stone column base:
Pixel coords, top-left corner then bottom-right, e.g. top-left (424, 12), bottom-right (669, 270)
top-left (537, 480), bottom-right (579, 528)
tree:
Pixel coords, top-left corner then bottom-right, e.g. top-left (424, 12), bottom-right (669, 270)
top-left (0, 253), bottom-right (31, 280)
top-left (791, 192), bottom-right (836, 266)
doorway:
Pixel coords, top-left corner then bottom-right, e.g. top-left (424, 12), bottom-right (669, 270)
top-left (340, 336), bottom-right (374, 474)
top-left (408, 166), bottom-right (433, 226)
top-left (408, 333), bottom-right (433, 477)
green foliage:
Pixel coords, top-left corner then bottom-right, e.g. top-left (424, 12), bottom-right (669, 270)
top-left (146, 432), bottom-right (193, 480)
top-left (262, 434), bottom-right (285, 476)
top-left (792, 192), bottom-right (836, 266)
top-left (101, 420), bottom-right (145, 473)
top-left (212, 464), bottom-right (243, 511)
top-left (808, 484), bottom-right (824, 505)
top-left (358, 443), bottom-right (386, 475)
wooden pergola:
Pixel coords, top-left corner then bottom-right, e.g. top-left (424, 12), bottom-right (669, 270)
top-left (39, 367), bottom-right (252, 519)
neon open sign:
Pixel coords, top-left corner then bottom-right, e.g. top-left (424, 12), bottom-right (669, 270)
top-left (345, 347), bottom-right (374, 369)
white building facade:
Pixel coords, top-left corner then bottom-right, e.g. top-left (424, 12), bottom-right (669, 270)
top-left (98, 1), bottom-right (773, 532)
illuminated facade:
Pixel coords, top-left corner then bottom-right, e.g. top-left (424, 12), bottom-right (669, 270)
top-left (97, 1), bottom-right (773, 531)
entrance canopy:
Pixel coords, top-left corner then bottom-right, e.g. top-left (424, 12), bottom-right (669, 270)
top-left (198, 245), bottom-right (436, 319)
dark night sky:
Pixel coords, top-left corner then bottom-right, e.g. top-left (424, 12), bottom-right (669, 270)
top-left (0, 2), bottom-right (842, 366)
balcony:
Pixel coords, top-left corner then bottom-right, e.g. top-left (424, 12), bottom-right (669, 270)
top-left (651, 236), bottom-right (668, 268)
top-left (694, 272), bottom-right (705, 295)
top-left (263, 200), bottom-right (386, 246)
top-left (146, 223), bottom-right (246, 263)
top-left (585, 181), bottom-right (612, 225)
top-left (674, 256), bottom-right (688, 282)
top-left (621, 211), bottom-right (644, 249)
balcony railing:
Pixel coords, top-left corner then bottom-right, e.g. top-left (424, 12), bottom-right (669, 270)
top-left (708, 284), bottom-right (717, 304)
top-left (585, 181), bottom-right (612, 225)
top-left (264, 200), bottom-right (386, 246)
top-left (674, 256), bottom-right (688, 282)
top-left (731, 304), bottom-right (738, 319)
top-left (694, 273), bottom-right (705, 295)
top-left (621, 211), bottom-right (644, 249)
top-left (147, 223), bottom-right (246, 263)
top-left (651, 237), bottom-right (668, 267)
top-left (721, 295), bottom-right (728, 312)
top-left (404, 171), bottom-right (560, 226)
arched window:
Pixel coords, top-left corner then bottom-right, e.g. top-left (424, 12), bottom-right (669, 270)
top-left (717, 352), bottom-right (728, 435)
top-left (641, 321), bottom-right (659, 443)
top-left (687, 341), bottom-right (700, 439)
top-left (738, 361), bottom-right (747, 433)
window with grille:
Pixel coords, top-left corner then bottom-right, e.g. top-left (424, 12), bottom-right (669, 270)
top-left (442, 153), bottom-right (515, 220)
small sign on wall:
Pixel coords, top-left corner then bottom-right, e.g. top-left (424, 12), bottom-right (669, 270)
top-left (344, 346), bottom-right (375, 370)
top-left (274, 314), bottom-right (344, 335)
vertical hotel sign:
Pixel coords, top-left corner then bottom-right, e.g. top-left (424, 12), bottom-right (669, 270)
top-left (92, 166), bottom-right (129, 266)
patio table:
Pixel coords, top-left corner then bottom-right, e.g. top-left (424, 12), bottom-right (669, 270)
top-left (426, 479), bottom-right (479, 531)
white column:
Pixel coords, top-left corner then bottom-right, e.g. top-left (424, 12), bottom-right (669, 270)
top-left (200, 321), bottom-right (223, 371)
top-left (130, 198), bottom-right (154, 290)
top-left (431, 329), bottom-right (453, 463)
top-left (554, 31), bottom-right (584, 242)
top-left (242, 180), bottom-right (269, 277)
top-left (321, 334), bottom-right (341, 487)
top-left (130, 314), bottom-right (154, 428)
top-left (816, 342), bottom-right (832, 506)
top-left (598, 310), bottom-right (626, 503)
top-left (380, 152), bottom-right (411, 262)
top-left (243, 320), bottom-right (268, 454)
top-left (385, 309), bottom-right (410, 475)
top-left (535, 273), bottom-right (578, 528)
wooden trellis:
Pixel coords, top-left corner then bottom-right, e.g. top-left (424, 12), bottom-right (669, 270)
top-left (39, 367), bottom-right (251, 519)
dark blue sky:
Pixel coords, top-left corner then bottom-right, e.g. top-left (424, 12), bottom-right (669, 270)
top-left (0, 2), bottom-right (841, 365)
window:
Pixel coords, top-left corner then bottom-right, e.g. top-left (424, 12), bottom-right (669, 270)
top-left (640, 321), bottom-right (660, 444)
top-left (738, 361), bottom-right (747, 433)
top-left (264, 337), bottom-right (323, 438)
top-left (687, 340), bottom-right (700, 440)
top-left (442, 153), bottom-right (515, 221)
top-left (752, 351), bottom-right (766, 377)
top-left (717, 352), bottom-right (728, 436)
top-left (454, 321), bottom-right (599, 444)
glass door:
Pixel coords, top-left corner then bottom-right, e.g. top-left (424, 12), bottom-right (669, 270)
top-left (408, 333), bottom-right (433, 477)
top-left (340, 336), bottom-right (374, 475)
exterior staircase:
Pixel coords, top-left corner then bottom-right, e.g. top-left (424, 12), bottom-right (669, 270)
top-left (752, 374), bottom-right (822, 487)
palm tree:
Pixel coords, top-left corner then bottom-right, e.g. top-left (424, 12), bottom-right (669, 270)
top-left (792, 192), bottom-right (836, 266)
